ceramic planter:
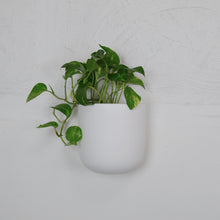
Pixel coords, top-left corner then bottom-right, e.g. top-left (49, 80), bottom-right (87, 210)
top-left (78, 103), bottom-right (147, 174)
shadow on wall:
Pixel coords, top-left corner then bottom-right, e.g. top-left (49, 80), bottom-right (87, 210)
top-left (137, 94), bottom-right (152, 173)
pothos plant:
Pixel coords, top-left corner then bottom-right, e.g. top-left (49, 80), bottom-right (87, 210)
top-left (26, 45), bottom-right (145, 146)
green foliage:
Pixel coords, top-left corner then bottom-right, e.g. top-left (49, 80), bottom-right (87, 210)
top-left (75, 81), bottom-right (89, 105)
top-left (26, 83), bottom-right (47, 102)
top-left (132, 66), bottom-right (145, 76)
top-left (27, 44), bottom-right (146, 146)
top-left (65, 126), bottom-right (83, 145)
top-left (91, 49), bottom-right (104, 61)
top-left (99, 45), bottom-right (120, 65)
top-left (86, 59), bottom-right (99, 72)
top-left (126, 76), bottom-right (145, 89)
top-left (51, 104), bottom-right (72, 118)
top-left (62, 61), bottom-right (85, 79)
top-left (108, 69), bottom-right (128, 82)
top-left (124, 86), bottom-right (141, 110)
top-left (37, 121), bottom-right (58, 128)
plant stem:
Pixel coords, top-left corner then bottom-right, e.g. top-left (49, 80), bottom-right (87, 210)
top-left (112, 87), bottom-right (117, 103)
top-left (71, 77), bottom-right (74, 89)
top-left (54, 127), bottom-right (67, 145)
top-left (103, 80), bottom-right (110, 102)
top-left (96, 77), bottom-right (104, 88)
top-left (47, 90), bottom-right (74, 105)
top-left (112, 82), bottom-right (121, 103)
top-left (64, 79), bottom-right (67, 100)
top-left (58, 103), bottom-right (77, 145)
top-left (89, 87), bottom-right (101, 99)
top-left (111, 81), bottom-right (114, 101)
top-left (108, 81), bottom-right (114, 103)
top-left (60, 136), bottom-right (68, 145)
top-left (60, 117), bottom-right (68, 136)
top-left (70, 81), bottom-right (79, 102)
top-left (53, 109), bottom-right (63, 123)
top-left (117, 83), bottom-right (124, 103)
top-left (90, 88), bottom-right (92, 103)
top-left (98, 82), bottom-right (105, 103)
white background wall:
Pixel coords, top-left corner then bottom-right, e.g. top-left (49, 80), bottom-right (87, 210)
top-left (0, 0), bottom-right (220, 219)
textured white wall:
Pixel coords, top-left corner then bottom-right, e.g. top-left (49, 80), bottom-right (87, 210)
top-left (0, 0), bottom-right (220, 219)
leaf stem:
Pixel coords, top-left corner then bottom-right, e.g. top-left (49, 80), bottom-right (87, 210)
top-left (58, 103), bottom-right (77, 145)
top-left (112, 82), bottom-right (120, 103)
top-left (89, 86), bottom-right (102, 98)
top-left (103, 80), bottom-right (109, 102)
top-left (60, 136), bottom-right (68, 145)
top-left (64, 79), bottom-right (68, 100)
top-left (60, 117), bottom-right (68, 136)
top-left (53, 109), bottom-right (63, 123)
top-left (54, 127), bottom-right (67, 145)
top-left (47, 90), bottom-right (74, 105)
top-left (70, 81), bottom-right (79, 102)
top-left (117, 83), bottom-right (124, 103)
top-left (71, 77), bottom-right (74, 89)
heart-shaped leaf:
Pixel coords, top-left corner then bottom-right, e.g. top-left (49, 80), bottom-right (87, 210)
top-left (108, 68), bottom-right (130, 82)
top-left (86, 59), bottom-right (99, 72)
top-left (126, 76), bottom-right (145, 89)
top-left (75, 81), bottom-right (89, 105)
top-left (51, 104), bottom-right (72, 118)
top-left (62, 61), bottom-right (85, 79)
top-left (37, 121), bottom-right (58, 128)
top-left (91, 49), bottom-right (104, 61)
top-left (132, 66), bottom-right (145, 76)
top-left (65, 126), bottom-right (83, 145)
top-left (26, 83), bottom-right (47, 102)
top-left (115, 64), bottom-right (128, 70)
top-left (124, 86), bottom-right (141, 110)
top-left (99, 45), bottom-right (120, 65)
top-left (62, 61), bottom-right (85, 70)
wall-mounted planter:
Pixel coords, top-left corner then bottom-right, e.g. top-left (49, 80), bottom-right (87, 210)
top-left (78, 103), bottom-right (147, 174)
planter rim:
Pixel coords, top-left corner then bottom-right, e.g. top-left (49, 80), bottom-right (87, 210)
top-left (78, 103), bottom-right (146, 108)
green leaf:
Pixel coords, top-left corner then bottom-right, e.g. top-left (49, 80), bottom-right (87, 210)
top-left (96, 59), bottom-right (106, 69)
top-left (75, 81), bottom-right (89, 105)
top-left (99, 45), bottom-right (120, 65)
top-left (62, 61), bottom-right (85, 79)
top-left (124, 86), bottom-right (141, 110)
top-left (108, 69), bottom-right (127, 82)
top-left (115, 64), bottom-right (128, 70)
top-left (126, 76), bottom-right (145, 89)
top-left (51, 104), bottom-right (72, 118)
top-left (91, 49), bottom-right (104, 61)
top-left (48, 84), bottom-right (55, 94)
top-left (86, 59), bottom-right (99, 72)
top-left (96, 59), bottom-right (107, 76)
top-left (62, 61), bottom-right (84, 70)
top-left (64, 69), bottom-right (80, 79)
top-left (108, 68), bottom-right (132, 82)
top-left (37, 121), bottom-right (58, 128)
top-left (65, 126), bottom-right (83, 145)
top-left (97, 66), bottom-right (107, 77)
top-left (26, 83), bottom-right (47, 102)
top-left (132, 66), bottom-right (145, 76)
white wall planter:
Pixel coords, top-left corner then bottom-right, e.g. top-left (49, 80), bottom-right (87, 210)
top-left (78, 103), bottom-right (147, 174)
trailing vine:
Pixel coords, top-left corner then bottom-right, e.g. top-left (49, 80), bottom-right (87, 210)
top-left (26, 45), bottom-right (146, 146)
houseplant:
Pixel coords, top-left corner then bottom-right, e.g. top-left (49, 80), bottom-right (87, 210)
top-left (27, 45), bottom-right (147, 173)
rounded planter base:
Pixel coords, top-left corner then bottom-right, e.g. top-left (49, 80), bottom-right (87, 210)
top-left (78, 104), bottom-right (147, 174)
